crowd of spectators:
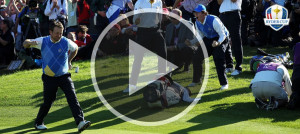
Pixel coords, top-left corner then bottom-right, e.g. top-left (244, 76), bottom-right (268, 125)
top-left (0, 0), bottom-right (298, 71)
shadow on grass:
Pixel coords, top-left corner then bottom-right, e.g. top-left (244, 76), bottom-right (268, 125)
top-left (0, 58), bottom-right (129, 133)
top-left (0, 67), bottom-right (42, 76)
top-left (228, 70), bottom-right (255, 80)
top-left (201, 87), bottom-right (251, 103)
top-left (30, 72), bottom-right (127, 107)
top-left (171, 83), bottom-right (300, 134)
top-left (0, 69), bottom-right (17, 76)
top-left (171, 101), bottom-right (300, 134)
top-left (32, 109), bottom-right (119, 134)
top-left (0, 96), bottom-right (123, 134)
top-left (14, 128), bottom-right (37, 134)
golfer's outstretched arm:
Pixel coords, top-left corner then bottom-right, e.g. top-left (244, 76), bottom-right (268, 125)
top-left (23, 39), bottom-right (38, 48)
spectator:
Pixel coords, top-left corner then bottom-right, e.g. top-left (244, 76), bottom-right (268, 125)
top-left (11, 0), bottom-right (25, 14)
top-left (187, 4), bottom-right (231, 90)
top-left (90, 0), bottom-right (109, 35)
top-left (118, 14), bottom-right (136, 41)
top-left (164, 0), bottom-right (176, 7)
top-left (160, 8), bottom-right (172, 33)
top-left (206, 0), bottom-right (220, 16)
top-left (44, 0), bottom-right (68, 34)
top-left (14, 0), bottom-right (41, 42)
top-left (124, 0), bottom-right (167, 92)
top-left (288, 43), bottom-right (300, 109)
top-left (165, 9), bottom-right (195, 72)
top-left (106, 0), bottom-right (134, 23)
top-left (14, 0), bottom-right (42, 61)
top-left (0, 5), bottom-right (8, 18)
top-left (219, 0), bottom-right (243, 76)
top-left (172, 0), bottom-right (211, 22)
top-left (18, 0), bottom-right (27, 7)
top-left (77, 0), bottom-right (90, 27)
top-left (0, 18), bottom-right (15, 66)
top-left (68, 25), bottom-right (94, 60)
top-left (0, 0), bottom-right (5, 5)
top-left (250, 62), bottom-right (292, 110)
top-left (6, 0), bottom-right (19, 38)
top-left (11, 0), bottom-right (25, 52)
top-left (6, 0), bottom-right (19, 18)
top-left (68, 25), bottom-right (93, 47)
top-left (38, 0), bottom-right (50, 36)
top-left (66, 0), bottom-right (77, 35)
top-left (241, 0), bottom-right (250, 46)
top-left (118, 14), bottom-right (136, 54)
top-left (99, 24), bottom-right (127, 56)
top-left (118, 14), bottom-right (132, 29)
top-left (242, 0), bottom-right (257, 46)
top-left (10, 0), bottom-right (27, 19)
top-left (289, 0), bottom-right (300, 44)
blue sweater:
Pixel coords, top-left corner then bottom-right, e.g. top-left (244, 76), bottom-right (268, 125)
top-left (41, 36), bottom-right (69, 77)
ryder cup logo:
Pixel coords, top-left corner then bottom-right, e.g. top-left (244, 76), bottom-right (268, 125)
top-left (264, 5), bottom-right (289, 31)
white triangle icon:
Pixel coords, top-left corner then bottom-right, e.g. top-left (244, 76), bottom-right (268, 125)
top-left (128, 39), bottom-right (178, 95)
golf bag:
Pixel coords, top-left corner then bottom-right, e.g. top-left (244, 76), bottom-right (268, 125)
top-left (143, 75), bottom-right (190, 108)
top-left (250, 48), bottom-right (293, 72)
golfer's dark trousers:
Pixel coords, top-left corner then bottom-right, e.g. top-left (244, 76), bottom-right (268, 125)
top-left (220, 10), bottom-right (243, 71)
top-left (193, 37), bottom-right (230, 85)
top-left (130, 27), bottom-right (167, 85)
top-left (35, 73), bottom-right (84, 126)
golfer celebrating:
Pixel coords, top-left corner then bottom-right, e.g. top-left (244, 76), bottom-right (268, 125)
top-left (188, 4), bottom-right (231, 90)
top-left (23, 20), bottom-right (91, 132)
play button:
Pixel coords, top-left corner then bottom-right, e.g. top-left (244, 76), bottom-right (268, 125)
top-left (91, 9), bottom-right (209, 126)
top-left (128, 39), bottom-right (178, 95)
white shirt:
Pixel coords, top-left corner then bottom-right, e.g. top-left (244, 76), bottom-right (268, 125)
top-left (195, 16), bottom-right (229, 43)
top-left (133, 0), bottom-right (162, 28)
top-left (31, 36), bottom-right (78, 52)
top-left (45, 0), bottom-right (68, 20)
top-left (219, 0), bottom-right (242, 13)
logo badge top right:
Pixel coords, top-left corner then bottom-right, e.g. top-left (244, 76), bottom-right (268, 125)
top-left (264, 4), bottom-right (290, 31)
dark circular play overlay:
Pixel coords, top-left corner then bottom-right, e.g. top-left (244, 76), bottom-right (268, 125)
top-left (91, 10), bottom-right (208, 126)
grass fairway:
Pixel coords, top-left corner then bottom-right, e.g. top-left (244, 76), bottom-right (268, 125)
top-left (1, 46), bottom-right (300, 134)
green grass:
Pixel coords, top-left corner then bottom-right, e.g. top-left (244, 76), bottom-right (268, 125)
top-left (1, 46), bottom-right (300, 134)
